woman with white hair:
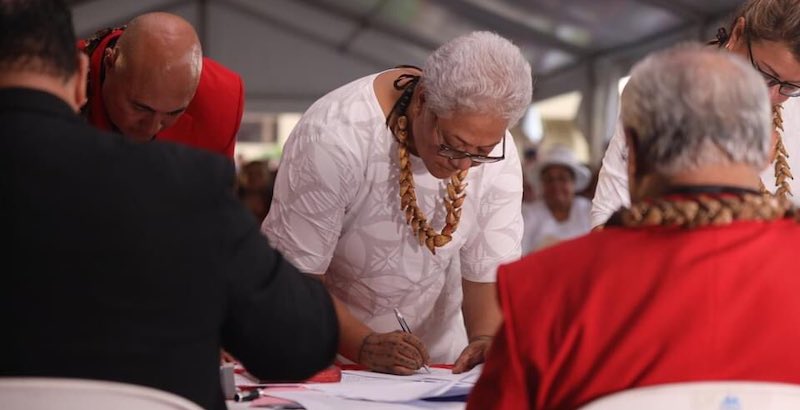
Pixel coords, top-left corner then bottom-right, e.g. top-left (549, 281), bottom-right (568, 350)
top-left (262, 31), bottom-right (532, 375)
top-left (521, 145), bottom-right (592, 254)
top-left (592, 0), bottom-right (800, 228)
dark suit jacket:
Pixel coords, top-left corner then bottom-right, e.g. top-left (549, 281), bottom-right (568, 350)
top-left (0, 88), bottom-right (338, 410)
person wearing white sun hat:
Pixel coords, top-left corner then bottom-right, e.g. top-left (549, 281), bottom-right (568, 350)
top-left (521, 144), bottom-right (592, 254)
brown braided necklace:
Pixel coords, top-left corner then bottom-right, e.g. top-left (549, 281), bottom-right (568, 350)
top-left (611, 189), bottom-right (793, 229)
top-left (772, 104), bottom-right (793, 199)
top-left (386, 73), bottom-right (467, 255)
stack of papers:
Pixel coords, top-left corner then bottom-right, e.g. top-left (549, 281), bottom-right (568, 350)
top-left (259, 366), bottom-right (482, 410)
top-left (263, 390), bottom-right (466, 410)
top-left (329, 366), bottom-right (480, 400)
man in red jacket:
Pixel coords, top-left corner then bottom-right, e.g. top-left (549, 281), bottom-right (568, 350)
top-left (81, 12), bottom-right (243, 157)
top-left (467, 44), bottom-right (800, 410)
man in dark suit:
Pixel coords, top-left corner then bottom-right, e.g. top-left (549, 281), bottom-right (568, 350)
top-left (0, 1), bottom-right (338, 409)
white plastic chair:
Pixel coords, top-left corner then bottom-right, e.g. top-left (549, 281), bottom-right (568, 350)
top-left (579, 381), bottom-right (800, 410)
top-left (0, 377), bottom-right (203, 410)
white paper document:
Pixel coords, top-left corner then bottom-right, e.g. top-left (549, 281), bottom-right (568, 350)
top-left (340, 366), bottom-right (481, 385)
top-left (266, 390), bottom-right (466, 410)
top-left (303, 365), bottom-right (481, 402)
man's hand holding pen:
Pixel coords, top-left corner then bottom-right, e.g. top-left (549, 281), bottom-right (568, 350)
top-left (358, 330), bottom-right (430, 375)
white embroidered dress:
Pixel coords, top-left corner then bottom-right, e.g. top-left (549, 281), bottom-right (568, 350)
top-left (262, 73), bottom-right (524, 362)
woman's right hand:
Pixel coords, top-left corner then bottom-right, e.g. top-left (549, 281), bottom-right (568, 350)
top-left (358, 330), bottom-right (430, 375)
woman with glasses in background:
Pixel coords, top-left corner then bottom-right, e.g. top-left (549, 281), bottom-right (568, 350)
top-left (591, 0), bottom-right (800, 228)
top-left (261, 31), bottom-right (532, 375)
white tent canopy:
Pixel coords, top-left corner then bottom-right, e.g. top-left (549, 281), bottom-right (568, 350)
top-left (69, 0), bottom-right (743, 162)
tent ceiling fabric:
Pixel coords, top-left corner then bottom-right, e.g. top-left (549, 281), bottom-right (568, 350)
top-left (69, 0), bottom-right (742, 112)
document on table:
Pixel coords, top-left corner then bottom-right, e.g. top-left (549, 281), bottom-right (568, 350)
top-left (264, 390), bottom-right (466, 410)
top-left (340, 366), bottom-right (481, 385)
top-left (301, 365), bottom-right (481, 402)
top-left (247, 366), bottom-right (480, 409)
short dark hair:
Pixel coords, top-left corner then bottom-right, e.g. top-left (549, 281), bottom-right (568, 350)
top-left (0, 0), bottom-right (77, 79)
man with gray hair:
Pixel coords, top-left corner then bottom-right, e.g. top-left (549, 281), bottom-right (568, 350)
top-left (467, 43), bottom-right (800, 410)
top-left (262, 31), bottom-right (532, 375)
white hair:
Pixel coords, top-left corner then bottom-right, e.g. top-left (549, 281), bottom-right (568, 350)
top-left (421, 31), bottom-right (533, 126)
top-left (621, 43), bottom-right (772, 176)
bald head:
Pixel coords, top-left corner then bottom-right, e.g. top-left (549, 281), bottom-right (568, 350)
top-left (101, 12), bottom-right (203, 142)
top-left (117, 12), bottom-right (202, 81)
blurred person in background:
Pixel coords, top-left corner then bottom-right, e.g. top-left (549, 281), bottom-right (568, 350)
top-left (521, 146), bottom-right (539, 204)
top-left (521, 144), bottom-right (592, 254)
top-left (592, 0), bottom-right (800, 228)
top-left (237, 160), bottom-right (276, 221)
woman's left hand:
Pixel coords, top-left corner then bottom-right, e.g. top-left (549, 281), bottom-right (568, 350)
top-left (452, 335), bottom-right (493, 374)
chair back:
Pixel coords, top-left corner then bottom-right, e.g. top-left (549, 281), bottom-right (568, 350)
top-left (580, 381), bottom-right (800, 410)
top-left (0, 377), bottom-right (203, 410)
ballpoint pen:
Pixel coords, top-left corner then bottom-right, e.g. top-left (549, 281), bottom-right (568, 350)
top-left (393, 307), bottom-right (431, 374)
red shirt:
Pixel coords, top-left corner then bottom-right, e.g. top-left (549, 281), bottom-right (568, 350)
top-left (468, 219), bottom-right (800, 410)
top-left (81, 28), bottom-right (243, 158)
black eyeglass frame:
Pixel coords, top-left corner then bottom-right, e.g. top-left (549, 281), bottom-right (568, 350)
top-left (433, 121), bottom-right (506, 164)
top-left (746, 31), bottom-right (800, 98)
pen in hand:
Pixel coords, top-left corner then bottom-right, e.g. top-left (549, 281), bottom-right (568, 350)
top-left (393, 308), bottom-right (431, 374)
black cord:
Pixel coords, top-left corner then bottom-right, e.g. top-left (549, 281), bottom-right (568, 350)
top-left (665, 185), bottom-right (761, 196)
top-left (385, 74), bottom-right (420, 128)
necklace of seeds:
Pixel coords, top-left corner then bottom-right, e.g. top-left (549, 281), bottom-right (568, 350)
top-left (618, 192), bottom-right (792, 228)
top-left (393, 115), bottom-right (467, 255)
top-left (761, 104), bottom-right (792, 199)
top-left (773, 104), bottom-right (792, 199)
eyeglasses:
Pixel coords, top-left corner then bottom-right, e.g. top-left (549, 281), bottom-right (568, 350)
top-left (746, 32), bottom-right (800, 98)
top-left (434, 121), bottom-right (506, 164)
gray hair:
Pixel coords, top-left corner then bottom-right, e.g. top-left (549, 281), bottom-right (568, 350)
top-left (621, 43), bottom-right (772, 176)
top-left (421, 31), bottom-right (533, 126)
